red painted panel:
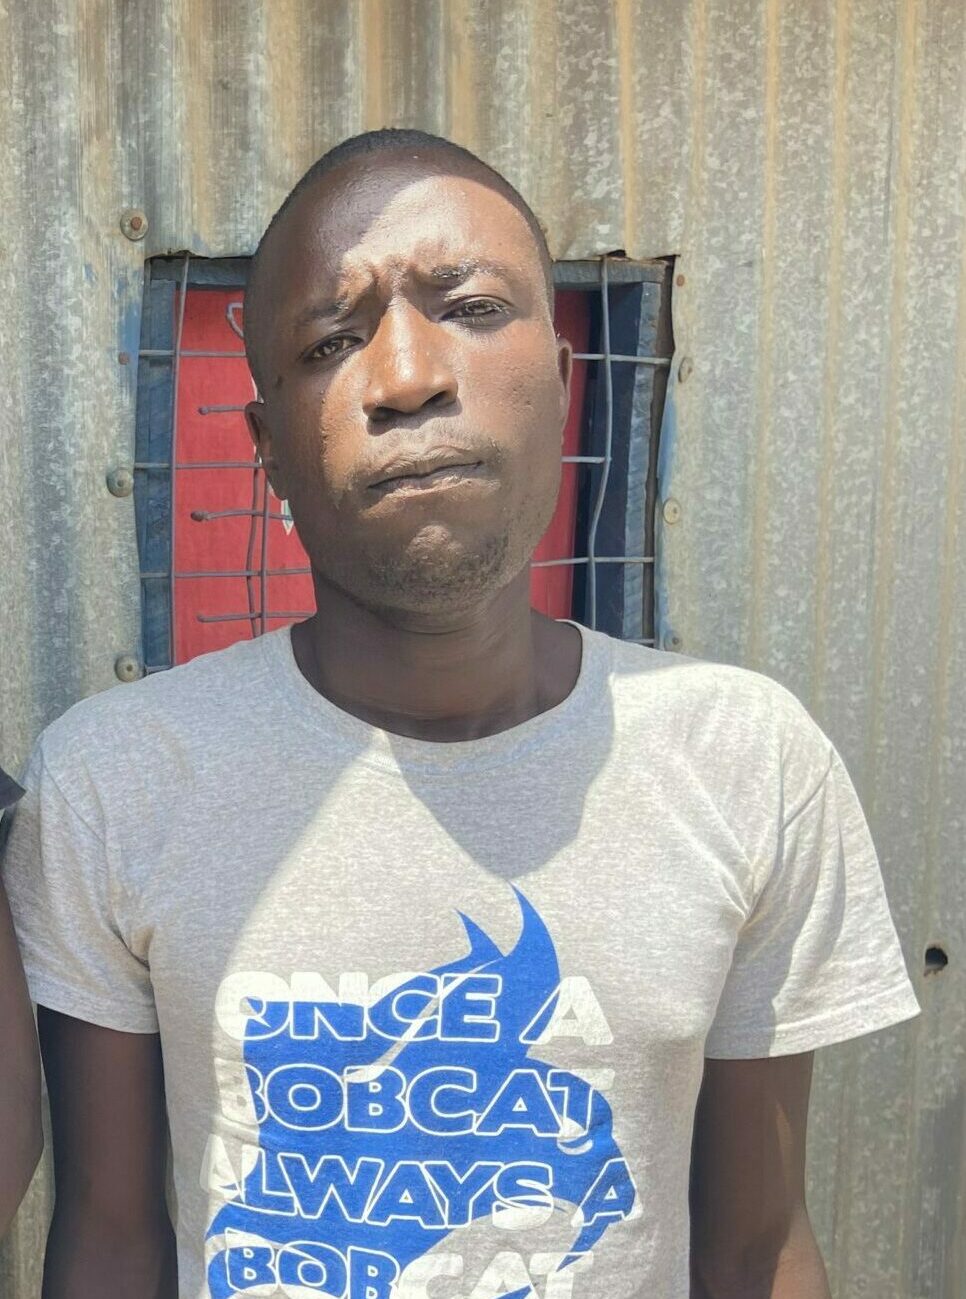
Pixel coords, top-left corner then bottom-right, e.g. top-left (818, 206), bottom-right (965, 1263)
top-left (172, 288), bottom-right (590, 664)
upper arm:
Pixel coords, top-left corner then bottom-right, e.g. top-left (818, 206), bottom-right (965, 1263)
top-left (689, 1052), bottom-right (814, 1272)
top-left (38, 1007), bottom-right (170, 1233)
top-left (0, 881), bottom-right (42, 1234)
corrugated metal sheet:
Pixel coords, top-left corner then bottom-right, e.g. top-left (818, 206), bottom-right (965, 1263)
top-left (0, 1), bottom-right (961, 1295)
top-left (655, 4), bottom-right (965, 1294)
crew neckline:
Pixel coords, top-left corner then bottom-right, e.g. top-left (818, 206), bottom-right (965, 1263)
top-left (259, 619), bottom-right (610, 774)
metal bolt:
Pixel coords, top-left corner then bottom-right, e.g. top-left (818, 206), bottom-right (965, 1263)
top-left (678, 356), bottom-right (694, 384)
top-left (663, 631), bottom-right (683, 652)
top-left (117, 351), bottom-right (130, 365)
top-left (675, 273), bottom-right (686, 287)
top-left (662, 498), bottom-right (682, 526)
top-left (120, 208), bottom-right (148, 241)
top-left (106, 466), bottom-right (134, 497)
top-left (114, 654), bottom-right (143, 683)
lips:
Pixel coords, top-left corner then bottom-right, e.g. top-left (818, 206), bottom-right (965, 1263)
top-left (367, 450), bottom-right (488, 494)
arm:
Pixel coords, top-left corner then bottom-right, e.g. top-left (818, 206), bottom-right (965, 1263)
top-left (38, 1007), bottom-right (177, 1298)
top-left (0, 879), bottom-right (43, 1235)
top-left (689, 1052), bottom-right (832, 1299)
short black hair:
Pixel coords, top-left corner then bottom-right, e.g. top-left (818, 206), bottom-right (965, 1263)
top-left (244, 128), bottom-right (554, 392)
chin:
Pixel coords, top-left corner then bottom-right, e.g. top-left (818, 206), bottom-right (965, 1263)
top-left (360, 526), bottom-right (524, 617)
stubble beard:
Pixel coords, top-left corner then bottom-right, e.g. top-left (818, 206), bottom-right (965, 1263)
top-left (362, 525), bottom-right (515, 616)
top-left (357, 470), bottom-right (560, 616)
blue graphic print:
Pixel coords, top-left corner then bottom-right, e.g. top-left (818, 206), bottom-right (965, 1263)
top-left (206, 890), bottom-right (635, 1297)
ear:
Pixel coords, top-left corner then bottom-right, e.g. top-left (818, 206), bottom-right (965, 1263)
top-left (556, 334), bottom-right (574, 434)
top-left (245, 401), bottom-right (288, 500)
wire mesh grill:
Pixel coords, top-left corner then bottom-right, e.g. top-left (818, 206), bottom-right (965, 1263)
top-left (134, 255), bottom-right (673, 672)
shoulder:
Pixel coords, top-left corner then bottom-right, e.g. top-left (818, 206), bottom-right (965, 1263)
top-left (32, 633), bottom-right (279, 816)
top-left (592, 629), bottom-right (834, 794)
top-left (600, 630), bottom-right (814, 736)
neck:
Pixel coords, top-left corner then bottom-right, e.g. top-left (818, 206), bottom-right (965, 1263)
top-left (291, 567), bottom-right (580, 742)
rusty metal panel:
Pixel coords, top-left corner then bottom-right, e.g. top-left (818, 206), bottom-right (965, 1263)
top-left (0, 2), bottom-right (962, 1296)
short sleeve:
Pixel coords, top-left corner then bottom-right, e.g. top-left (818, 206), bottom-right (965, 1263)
top-left (1, 745), bottom-right (159, 1034)
top-left (704, 723), bottom-right (921, 1059)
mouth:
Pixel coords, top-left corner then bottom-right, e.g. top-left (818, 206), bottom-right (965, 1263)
top-left (367, 455), bottom-right (489, 496)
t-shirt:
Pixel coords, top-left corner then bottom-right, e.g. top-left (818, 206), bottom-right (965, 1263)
top-left (3, 622), bottom-right (920, 1299)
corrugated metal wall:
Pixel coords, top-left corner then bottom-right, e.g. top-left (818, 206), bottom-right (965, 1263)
top-left (0, 1), bottom-right (961, 1295)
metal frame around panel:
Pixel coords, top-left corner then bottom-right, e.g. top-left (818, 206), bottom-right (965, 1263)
top-left (134, 255), bottom-right (673, 671)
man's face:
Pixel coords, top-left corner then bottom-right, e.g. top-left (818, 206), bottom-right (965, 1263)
top-left (247, 158), bottom-right (572, 617)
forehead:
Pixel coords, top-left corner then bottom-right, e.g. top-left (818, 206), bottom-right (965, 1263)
top-left (264, 162), bottom-right (545, 304)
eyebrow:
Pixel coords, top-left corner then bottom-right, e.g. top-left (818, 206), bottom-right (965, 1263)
top-left (422, 259), bottom-right (514, 286)
top-left (292, 295), bottom-right (358, 329)
top-left (291, 259), bottom-right (517, 331)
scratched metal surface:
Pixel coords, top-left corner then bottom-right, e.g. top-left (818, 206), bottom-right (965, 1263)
top-left (0, 2), bottom-right (962, 1296)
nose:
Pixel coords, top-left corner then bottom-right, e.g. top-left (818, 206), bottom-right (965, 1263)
top-left (362, 303), bottom-right (458, 421)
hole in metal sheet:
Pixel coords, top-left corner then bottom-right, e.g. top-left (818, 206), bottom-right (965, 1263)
top-left (924, 945), bottom-right (948, 975)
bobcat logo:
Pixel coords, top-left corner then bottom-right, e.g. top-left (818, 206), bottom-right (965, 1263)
top-left (206, 891), bottom-right (636, 1297)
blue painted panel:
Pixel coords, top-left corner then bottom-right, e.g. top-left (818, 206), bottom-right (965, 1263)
top-left (133, 270), bottom-right (176, 671)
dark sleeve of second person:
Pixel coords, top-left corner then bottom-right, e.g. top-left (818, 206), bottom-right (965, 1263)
top-left (0, 766), bottom-right (43, 1237)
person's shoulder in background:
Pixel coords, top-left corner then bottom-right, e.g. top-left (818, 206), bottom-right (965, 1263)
top-left (0, 766), bottom-right (24, 817)
top-left (0, 762), bottom-right (44, 1236)
top-left (0, 765), bottom-right (24, 852)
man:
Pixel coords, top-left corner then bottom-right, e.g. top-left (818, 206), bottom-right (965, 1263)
top-left (0, 766), bottom-right (42, 1235)
top-left (4, 129), bottom-right (920, 1298)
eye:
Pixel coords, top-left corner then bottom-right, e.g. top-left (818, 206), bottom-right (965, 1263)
top-left (306, 334), bottom-right (359, 361)
top-left (447, 298), bottom-right (509, 322)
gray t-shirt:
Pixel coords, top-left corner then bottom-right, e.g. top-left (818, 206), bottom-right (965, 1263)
top-left (3, 622), bottom-right (920, 1299)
